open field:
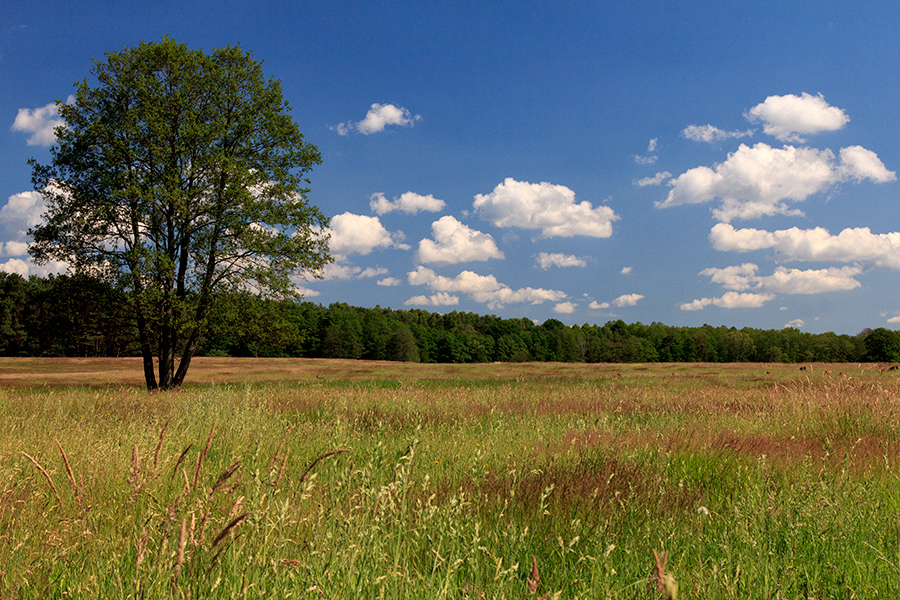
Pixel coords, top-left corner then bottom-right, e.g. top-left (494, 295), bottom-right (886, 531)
top-left (1, 359), bottom-right (899, 598)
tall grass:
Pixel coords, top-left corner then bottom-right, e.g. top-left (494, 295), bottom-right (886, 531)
top-left (1, 362), bottom-right (899, 598)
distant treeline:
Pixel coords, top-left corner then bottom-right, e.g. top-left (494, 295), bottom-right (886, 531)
top-left (2, 273), bottom-right (899, 363)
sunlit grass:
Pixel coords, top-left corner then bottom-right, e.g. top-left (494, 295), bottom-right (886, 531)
top-left (1, 361), bottom-right (899, 597)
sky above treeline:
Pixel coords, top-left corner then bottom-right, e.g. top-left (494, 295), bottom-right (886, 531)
top-left (2, 1), bottom-right (899, 335)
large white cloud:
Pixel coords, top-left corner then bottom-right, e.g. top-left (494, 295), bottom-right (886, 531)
top-left (745, 93), bottom-right (849, 142)
top-left (11, 100), bottom-right (68, 146)
top-left (407, 265), bottom-right (566, 310)
top-left (326, 212), bottom-right (409, 259)
top-left (416, 216), bottom-right (503, 265)
top-left (710, 223), bottom-right (900, 269)
top-left (535, 252), bottom-right (586, 269)
top-left (369, 191), bottom-right (445, 215)
top-left (332, 103), bottom-right (421, 136)
top-left (473, 178), bottom-right (619, 238)
top-left (657, 142), bottom-right (895, 222)
top-left (699, 263), bottom-right (862, 294)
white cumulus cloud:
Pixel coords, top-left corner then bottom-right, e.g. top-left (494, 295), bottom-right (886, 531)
top-left (756, 266), bottom-right (862, 295)
top-left (405, 292), bottom-right (460, 307)
top-left (11, 98), bottom-right (72, 146)
top-left (709, 223), bottom-right (900, 269)
top-left (369, 191), bottom-right (446, 215)
top-left (611, 293), bottom-right (644, 307)
top-left (473, 178), bottom-right (619, 238)
top-left (416, 216), bottom-right (504, 265)
top-left (658, 142), bottom-right (894, 222)
top-left (745, 93), bottom-right (849, 142)
top-left (784, 319), bottom-right (806, 329)
top-left (589, 301), bottom-right (610, 309)
top-left (0, 256), bottom-right (66, 277)
top-left (332, 103), bottom-right (421, 135)
top-left (838, 146), bottom-right (897, 183)
top-left (377, 277), bottom-right (401, 286)
top-left (535, 252), bottom-right (586, 269)
top-left (408, 265), bottom-right (566, 310)
top-left (326, 212), bottom-right (409, 259)
top-left (680, 291), bottom-right (776, 311)
top-left (699, 263), bottom-right (862, 295)
top-left (554, 302), bottom-right (576, 314)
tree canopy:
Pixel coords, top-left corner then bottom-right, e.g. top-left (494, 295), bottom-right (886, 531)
top-left (28, 37), bottom-right (331, 390)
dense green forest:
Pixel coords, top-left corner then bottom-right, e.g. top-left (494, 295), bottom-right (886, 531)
top-left (2, 272), bottom-right (899, 364)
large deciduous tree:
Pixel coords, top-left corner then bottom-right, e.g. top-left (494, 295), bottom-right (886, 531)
top-left (28, 37), bottom-right (331, 390)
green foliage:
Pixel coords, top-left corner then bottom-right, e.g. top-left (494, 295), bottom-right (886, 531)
top-left (0, 274), bottom-right (884, 365)
top-left (27, 37), bottom-right (330, 389)
top-left (862, 327), bottom-right (900, 362)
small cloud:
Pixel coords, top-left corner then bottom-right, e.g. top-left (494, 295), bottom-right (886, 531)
top-left (369, 191), bottom-right (446, 215)
top-left (680, 291), bottom-right (776, 311)
top-left (620, 266), bottom-right (632, 274)
top-left (0, 241), bottom-right (29, 256)
top-left (589, 301), bottom-right (610, 309)
top-left (611, 293), bottom-right (644, 307)
top-left (682, 124), bottom-right (753, 143)
top-left (11, 97), bottom-right (73, 146)
top-left (358, 267), bottom-right (388, 278)
top-left (633, 138), bottom-right (658, 164)
top-left (332, 103), bottom-right (421, 135)
top-left (887, 315), bottom-right (900, 324)
top-left (535, 252), bottom-right (587, 270)
top-left (634, 172), bottom-right (672, 187)
top-left (554, 301), bottom-right (576, 314)
top-left (784, 318), bottom-right (806, 329)
top-left (321, 264), bottom-right (388, 281)
top-left (404, 292), bottom-right (459, 307)
top-left (293, 284), bottom-right (321, 298)
top-left (377, 277), bottom-right (401, 286)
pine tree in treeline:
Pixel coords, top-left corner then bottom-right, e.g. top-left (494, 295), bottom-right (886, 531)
top-left (0, 272), bottom-right (881, 364)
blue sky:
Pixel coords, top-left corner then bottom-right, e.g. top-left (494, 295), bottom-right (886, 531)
top-left (2, 1), bottom-right (900, 335)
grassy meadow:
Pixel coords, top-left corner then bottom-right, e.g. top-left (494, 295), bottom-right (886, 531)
top-left (1, 358), bottom-right (900, 598)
